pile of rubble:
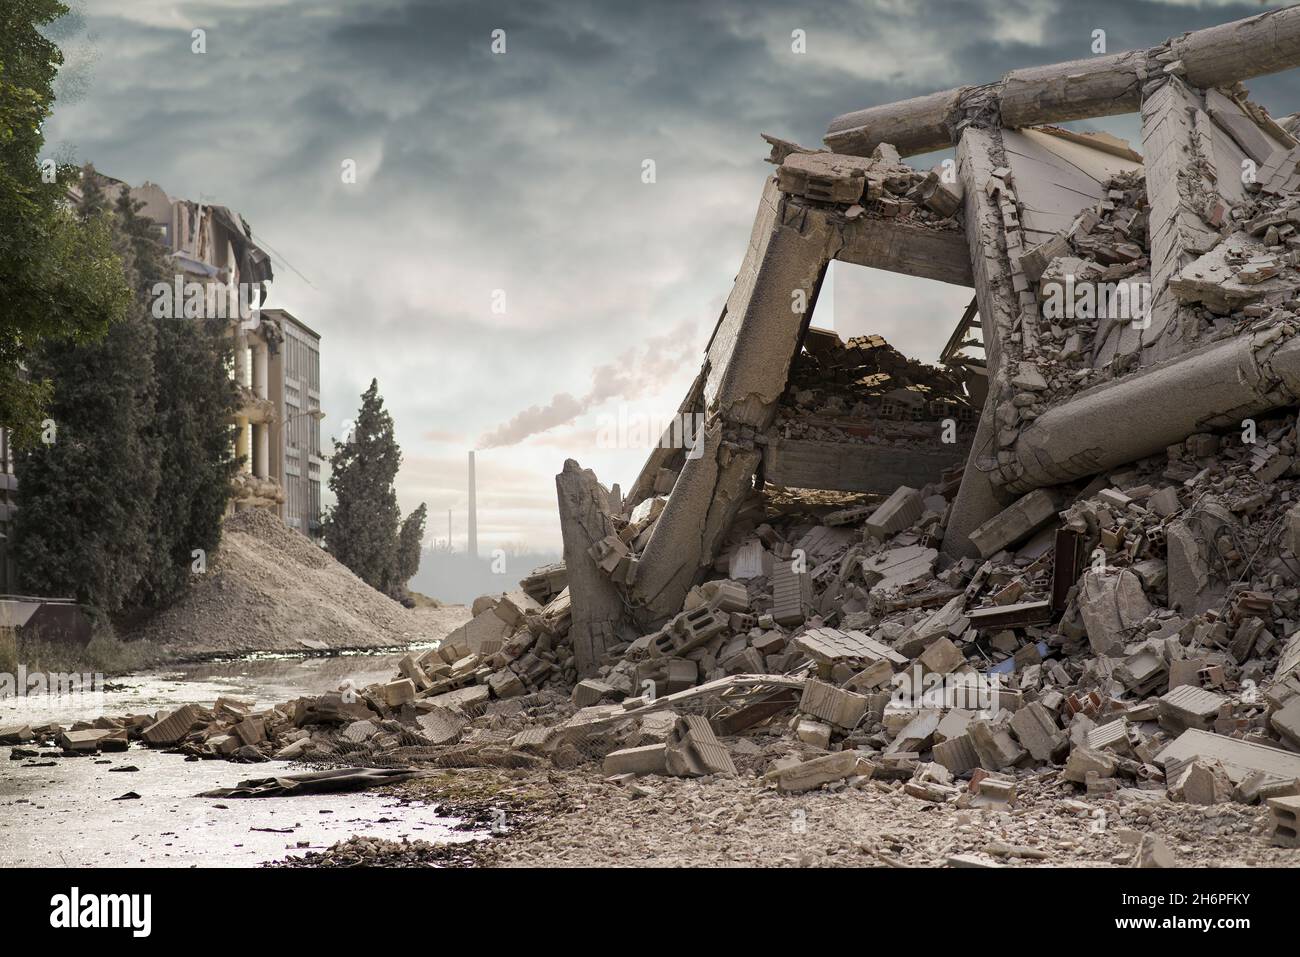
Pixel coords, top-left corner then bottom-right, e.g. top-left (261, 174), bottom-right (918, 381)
top-left (123, 507), bottom-right (440, 656)
top-left (13, 409), bottom-right (1300, 853)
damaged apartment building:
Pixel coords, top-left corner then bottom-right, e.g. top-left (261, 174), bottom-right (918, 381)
top-left (123, 179), bottom-right (324, 538)
top-left (41, 9), bottom-right (1300, 863)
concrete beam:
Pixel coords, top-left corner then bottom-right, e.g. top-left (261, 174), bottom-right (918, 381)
top-left (701, 179), bottom-right (841, 426)
top-left (762, 436), bottom-right (966, 494)
top-left (630, 180), bottom-right (840, 625)
top-left (835, 218), bottom-right (973, 287)
top-left (825, 6), bottom-right (1300, 158)
top-left (630, 420), bottom-right (762, 628)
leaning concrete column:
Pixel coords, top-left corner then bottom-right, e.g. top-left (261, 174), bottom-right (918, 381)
top-left (630, 178), bottom-right (840, 624)
top-left (1140, 76), bottom-right (1224, 360)
top-left (556, 459), bottom-right (627, 677)
top-left (941, 128), bottom-right (1017, 560)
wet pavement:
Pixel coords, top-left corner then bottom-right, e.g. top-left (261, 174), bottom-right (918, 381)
top-left (0, 649), bottom-right (481, 867)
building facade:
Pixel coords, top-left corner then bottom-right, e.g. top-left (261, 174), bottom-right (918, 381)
top-left (103, 175), bottom-right (324, 532)
top-left (123, 179), bottom-right (327, 533)
top-left (264, 308), bottom-right (324, 540)
top-left (0, 174), bottom-right (324, 602)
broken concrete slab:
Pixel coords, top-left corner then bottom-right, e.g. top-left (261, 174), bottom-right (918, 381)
top-left (142, 705), bottom-right (203, 747)
top-left (865, 486), bottom-right (923, 538)
top-left (1158, 728), bottom-right (1300, 785)
top-left (766, 749), bottom-right (875, 793)
top-left (1158, 685), bottom-right (1227, 735)
top-left (968, 489), bottom-right (1060, 559)
top-left (1008, 702), bottom-right (1067, 762)
top-left (799, 679), bottom-right (869, 730)
top-left (557, 460), bottom-right (630, 676)
top-left (603, 744), bottom-right (668, 777)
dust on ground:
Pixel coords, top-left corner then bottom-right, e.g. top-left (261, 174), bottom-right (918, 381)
top-left (278, 765), bottom-right (1297, 868)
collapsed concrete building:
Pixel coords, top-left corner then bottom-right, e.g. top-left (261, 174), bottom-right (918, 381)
top-left (38, 9), bottom-right (1300, 860)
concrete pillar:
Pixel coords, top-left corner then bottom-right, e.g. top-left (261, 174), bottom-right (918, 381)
top-left (557, 459), bottom-right (627, 677)
top-left (236, 415), bottom-right (251, 473)
top-left (254, 423), bottom-right (269, 479)
top-left (252, 342), bottom-right (268, 400)
top-left (629, 178), bottom-right (840, 624)
top-left (942, 128), bottom-right (1017, 561)
top-left (1001, 331), bottom-right (1300, 494)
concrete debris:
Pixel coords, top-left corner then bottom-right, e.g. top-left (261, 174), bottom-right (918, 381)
top-left (1132, 834), bottom-right (1177, 868)
top-left (766, 750), bottom-right (875, 793)
top-left (865, 486), bottom-right (924, 538)
top-left (1269, 794), bottom-right (1300, 847)
top-left (968, 489), bottom-right (1060, 559)
top-left (799, 679), bottom-right (869, 730)
top-left (1076, 569), bottom-right (1152, 656)
top-left (664, 715), bottom-right (737, 778)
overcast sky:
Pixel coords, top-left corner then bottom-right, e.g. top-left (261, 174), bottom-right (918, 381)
top-left (44, 0), bottom-right (1294, 555)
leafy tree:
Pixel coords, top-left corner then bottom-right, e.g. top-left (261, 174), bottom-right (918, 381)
top-left (323, 380), bottom-right (408, 596)
top-left (1, 0), bottom-right (130, 445)
top-left (395, 502), bottom-right (428, 596)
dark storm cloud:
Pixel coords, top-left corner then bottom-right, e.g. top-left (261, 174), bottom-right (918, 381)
top-left (43, 0), bottom-right (1294, 550)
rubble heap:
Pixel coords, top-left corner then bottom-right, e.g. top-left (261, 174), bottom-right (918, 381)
top-left (123, 508), bottom-right (438, 656)
top-left (14, 410), bottom-right (1300, 852)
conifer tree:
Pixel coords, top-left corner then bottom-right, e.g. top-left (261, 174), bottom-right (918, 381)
top-left (13, 172), bottom-right (158, 612)
top-left (395, 502), bottom-right (428, 596)
top-left (323, 380), bottom-right (405, 594)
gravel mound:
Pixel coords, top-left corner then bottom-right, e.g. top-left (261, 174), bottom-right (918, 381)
top-left (125, 509), bottom-right (461, 657)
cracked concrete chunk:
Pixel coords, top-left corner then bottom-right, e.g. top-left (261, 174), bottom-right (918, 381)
top-left (1077, 568), bottom-right (1152, 655)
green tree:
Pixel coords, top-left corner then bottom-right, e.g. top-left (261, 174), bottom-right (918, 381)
top-left (323, 380), bottom-right (405, 595)
top-left (12, 173), bottom-right (159, 612)
top-left (1, 0), bottom-right (130, 445)
top-left (395, 502), bottom-right (428, 596)
top-left (15, 170), bottom-right (238, 615)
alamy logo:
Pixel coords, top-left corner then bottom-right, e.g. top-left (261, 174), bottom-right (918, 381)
top-left (595, 409), bottom-right (707, 460)
top-left (1041, 276), bottom-right (1151, 328)
top-left (150, 274), bottom-right (263, 330)
top-left (0, 666), bottom-right (104, 710)
top-left (49, 887), bottom-right (151, 938)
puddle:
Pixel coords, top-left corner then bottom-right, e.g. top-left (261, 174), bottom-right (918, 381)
top-left (0, 649), bottom-right (479, 867)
